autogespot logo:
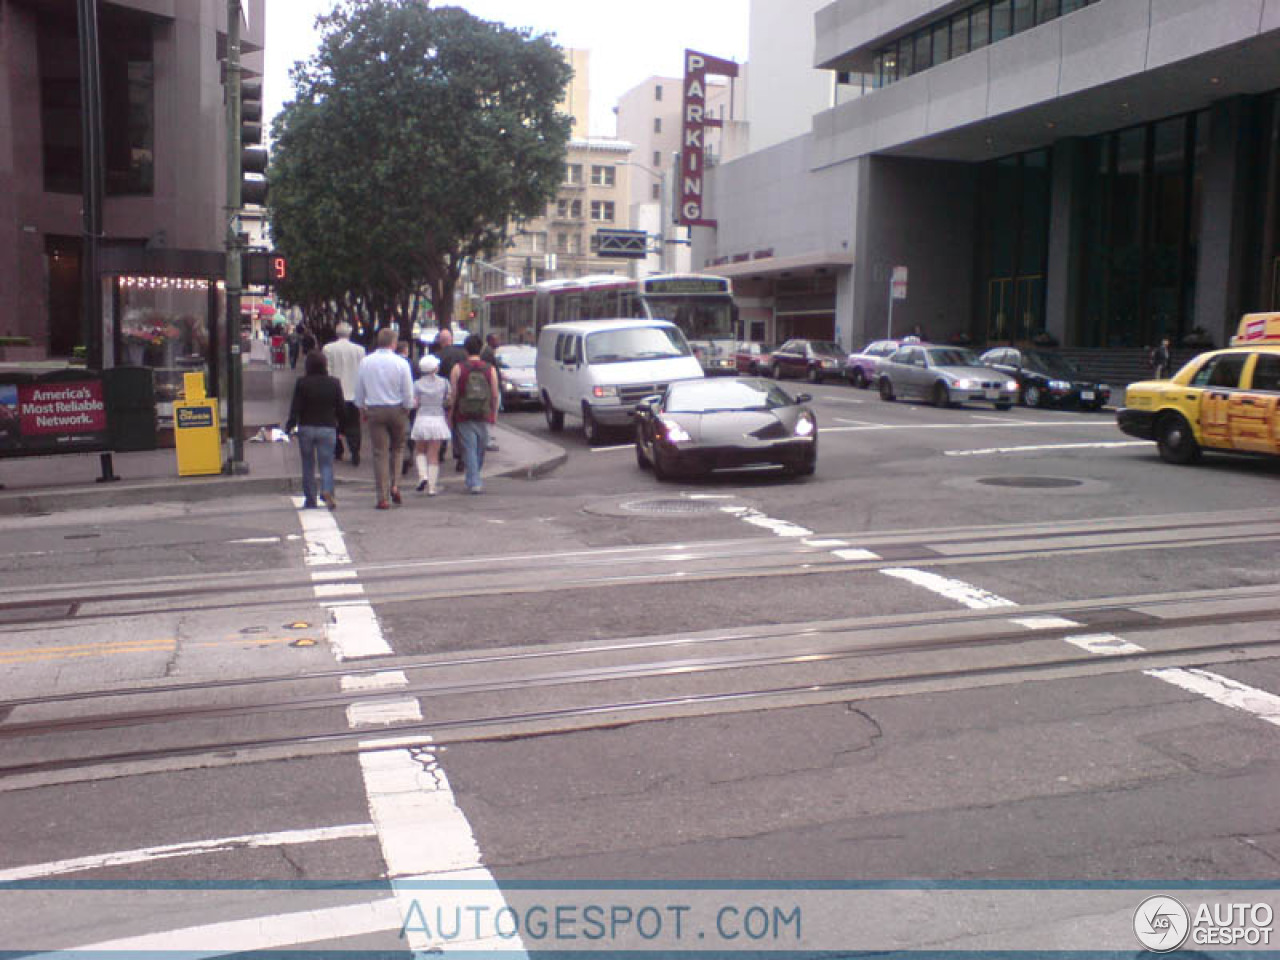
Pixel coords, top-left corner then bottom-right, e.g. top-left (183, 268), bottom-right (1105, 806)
top-left (1134, 895), bottom-right (1190, 952)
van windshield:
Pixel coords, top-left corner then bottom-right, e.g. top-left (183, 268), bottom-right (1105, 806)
top-left (585, 326), bottom-right (692, 364)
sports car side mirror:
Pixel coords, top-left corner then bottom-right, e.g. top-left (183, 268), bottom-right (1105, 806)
top-left (794, 393), bottom-right (812, 404)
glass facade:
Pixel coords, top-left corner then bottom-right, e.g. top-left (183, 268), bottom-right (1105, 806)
top-left (872, 0), bottom-right (1102, 90)
top-left (977, 150), bottom-right (1051, 343)
top-left (1077, 113), bottom-right (1206, 348)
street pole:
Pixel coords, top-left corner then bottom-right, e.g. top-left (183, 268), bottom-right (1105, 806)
top-left (886, 277), bottom-right (894, 340)
top-left (224, 0), bottom-right (246, 472)
top-left (76, 0), bottom-right (104, 372)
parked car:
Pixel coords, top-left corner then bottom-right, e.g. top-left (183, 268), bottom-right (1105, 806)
top-left (733, 341), bottom-right (777, 376)
top-left (877, 343), bottom-right (1018, 409)
top-left (493, 344), bottom-right (540, 411)
top-left (978, 347), bottom-right (1111, 410)
top-left (769, 339), bottom-right (846, 382)
top-left (689, 339), bottom-right (739, 376)
top-left (536, 318), bottom-right (704, 445)
top-left (846, 339), bottom-right (907, 388)
top-left (634, 377), bottom-right (817, 480)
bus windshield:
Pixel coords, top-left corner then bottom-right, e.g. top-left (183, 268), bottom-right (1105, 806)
top-left (642, 297), bottom-right (734, 342)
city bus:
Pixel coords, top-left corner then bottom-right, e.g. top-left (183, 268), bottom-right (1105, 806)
top-left (485, 273), bottom-right (738, 374)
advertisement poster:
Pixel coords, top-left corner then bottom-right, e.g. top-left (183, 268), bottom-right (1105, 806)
top-left (0, 377), bottom-right (109, 456)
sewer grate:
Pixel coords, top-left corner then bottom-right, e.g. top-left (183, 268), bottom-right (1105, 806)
top-left (977, 476), bottom-right (1084, 489)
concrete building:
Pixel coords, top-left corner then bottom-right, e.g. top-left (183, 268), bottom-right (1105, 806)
top-left (701, 0), bottom-right (1280, 360)
top-left (0, 0), bottom-right (265, 370)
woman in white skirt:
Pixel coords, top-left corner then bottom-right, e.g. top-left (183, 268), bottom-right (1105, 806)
top-left (412, 355), bottom-right (452, 495)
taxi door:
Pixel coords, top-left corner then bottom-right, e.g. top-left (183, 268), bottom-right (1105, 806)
top-left (1229, 353), bottom-right (1280, 454)
top-left (1195, 353), bottom-right (1249, 449)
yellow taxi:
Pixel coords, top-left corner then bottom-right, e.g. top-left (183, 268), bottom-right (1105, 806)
top-left (1118, 313), bottom-right (1280, 464)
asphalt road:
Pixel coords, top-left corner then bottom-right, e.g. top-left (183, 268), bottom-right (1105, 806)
top-left (1, 377), bottom-right (1279, 954)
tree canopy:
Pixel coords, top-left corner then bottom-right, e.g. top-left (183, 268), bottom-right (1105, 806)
top-left (268, 0), bottom-right (573, 338)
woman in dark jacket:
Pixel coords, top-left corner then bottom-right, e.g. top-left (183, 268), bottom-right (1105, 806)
top-left (286, 350), bottom-right (345, 509)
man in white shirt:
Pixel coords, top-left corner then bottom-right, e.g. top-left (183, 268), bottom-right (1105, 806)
top-left (354, 327), bottom-right (415, 509)
top-left (322, 322), bottom-right (366, 465)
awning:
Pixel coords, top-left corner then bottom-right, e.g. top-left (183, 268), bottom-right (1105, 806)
top-left (703, 251), bottom-right (854, 281)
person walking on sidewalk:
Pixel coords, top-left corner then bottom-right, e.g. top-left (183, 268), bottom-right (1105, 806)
top-left (1149, 337), bottom-right (1172, 379)
top-left (411, 354), bottom-right (451, 495)
top-left (285, 350), bottom-right (345, 510)
top-left (354, 327), bottom-right (414, 510)
top-left (323, 322), bottom-right (366, 466)
top-left (449, 334), bottom-right (499, 494)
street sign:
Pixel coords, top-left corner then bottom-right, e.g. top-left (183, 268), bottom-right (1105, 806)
top-left (596, 229), bottom-right (649, 260)
top-left (891, 265), bottom-right (908, 300)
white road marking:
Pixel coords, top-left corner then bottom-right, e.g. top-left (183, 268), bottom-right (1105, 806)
top-left (1064, 633), bottom-right (1147, 657)
top-left (1147, 668), bottom-right (1280, 728)
top-left (970, 414), bottom-right (1025, 424)
top-left (822, 421), bottom-right (1115, 433)
top-left (1012, 616), bottom-right (1082, 630)
top-left (832, 548), bottom-right (882, 562)
top-left (589, 444), bottom-right (633, 453)
top-left (326, 603), bottom-right (393, 661)
top-left (884, 567), bottom-right (1280, 734)
top-left (819, 395), bottom-right (867, 404)
top-left (227, 536), bottom-right (282, 545)
top-left (341, 671), bottom-right (410, 692)
top-left (348, 697), bottom-right (423, 728)
top-left (881, 568), bottom-right (1018, 610)
top-left (720, 505), bottom-right (813, 538)
top-left (803, 538), bottom-right (851, 548)
top-left (0, 824), bottom-right (378, 883)
top-left (835, 417), bottom-right (885, 427)
top-left (945, 441), bottom-right (1147, 457)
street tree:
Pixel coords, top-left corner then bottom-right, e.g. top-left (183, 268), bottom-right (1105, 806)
top-left (269, 0), bottom-right (573, 339)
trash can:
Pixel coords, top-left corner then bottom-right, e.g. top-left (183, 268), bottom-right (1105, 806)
top-left (173, 372), bottom-right (223, 476)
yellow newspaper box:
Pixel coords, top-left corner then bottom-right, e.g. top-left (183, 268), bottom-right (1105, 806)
top-left (173, 372), bottom-right (223, 476)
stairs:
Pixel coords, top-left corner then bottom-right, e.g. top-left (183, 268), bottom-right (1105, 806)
top-left (1054, 347), bottom-right (1206, 390)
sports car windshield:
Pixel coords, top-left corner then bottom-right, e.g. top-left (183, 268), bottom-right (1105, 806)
top-left (1024, 351), bottom-right (1079, 377)
top-left (665, 379), bottom-right (798, 414)
top-left (927, 348), bottom-right (980, 367)
top-left (586, 326), bottom-right (691, 364)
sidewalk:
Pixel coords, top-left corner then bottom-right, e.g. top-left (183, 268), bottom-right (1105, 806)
top-left (0, 362), bottom-right (566, 516)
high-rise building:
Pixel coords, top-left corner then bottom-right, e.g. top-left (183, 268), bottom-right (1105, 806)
top-left (0, 1), bottom-right (266, 375)
top-left (703, 0), bottom-right (1280, 359)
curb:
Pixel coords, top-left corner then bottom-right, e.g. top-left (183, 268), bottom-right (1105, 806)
top-left (0, 424), bottom-right (566, 517)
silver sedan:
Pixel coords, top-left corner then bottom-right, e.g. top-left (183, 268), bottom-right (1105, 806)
top-left (877, 344), bottom-right (1018, 409)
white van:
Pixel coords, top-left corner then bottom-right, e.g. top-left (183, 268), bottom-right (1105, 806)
top-left (537, 319), bottom-right (705, 444)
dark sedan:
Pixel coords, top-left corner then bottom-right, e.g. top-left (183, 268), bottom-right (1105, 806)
top-left (634, 378), bottom-right (818, 480)
top-left (769, 339), bottom-right (846, 382)
top-left (978, 347), bottom-right (1112, 410)
top-left (493, 344), bottom-right (540, 411)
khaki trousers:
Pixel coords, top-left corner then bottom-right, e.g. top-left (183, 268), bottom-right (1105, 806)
top-left (365, 405), bottom-right (408, 504)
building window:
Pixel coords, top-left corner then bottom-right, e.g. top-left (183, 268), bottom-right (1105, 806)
top-left (971, 4), bottom-right (991, 49)
top-left (556, 232), bottom-right (570, 253)
top-left (1036, 0), bottom-right (1060, 25)
top-left (39, 3), bottom-right (155, 195)
top-left (651, 182), bottom-right (661, 201)
top-left (931, 22), bottom-right (950, 64)
top-left (913, 32), bottom-right (932, 74)
top-left (951, 12), bottom-right (970, 58)
top-left (590, 200), bottom-right (615, 222)
top-left (1012, 0), bottom-right (1036, 33)
top-left (654, 117), bottom-right (662, 134)
top-left (571, 199), bottom-right (582, 218)
top-left (991, 0), bottom-right (1013, 41)
top-left (590, 234), bottom-right (601, 253)
top-left (565, 163), bottom-right (583, 184)
top-left (590, 165), bottom-right (616, 187)
top-left (557, 199), bottom-right (570, 218)
top-left (655, 84), bottom-right (663, 101)
top-left (653, 150), bottom-right (662, 168)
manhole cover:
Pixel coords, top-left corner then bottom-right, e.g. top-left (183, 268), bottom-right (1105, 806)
top-left (977, 476), bottom-right (1084, 489)
top-left (619, 497), bottom-right (727, 517)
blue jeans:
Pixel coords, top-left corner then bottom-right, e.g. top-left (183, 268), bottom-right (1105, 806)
top-left (455, 420), bottom-right (488, 491)
top-left (297, 425), bottom-right (336, 505)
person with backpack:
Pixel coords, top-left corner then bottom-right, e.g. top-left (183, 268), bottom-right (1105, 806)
top-left (449, 334), bottom-right (499, 494)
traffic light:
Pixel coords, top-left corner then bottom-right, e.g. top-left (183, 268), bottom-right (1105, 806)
top-left (240, 81), bottom-right (268, 206)
top-left (244, 251), bottom-right (288, 287)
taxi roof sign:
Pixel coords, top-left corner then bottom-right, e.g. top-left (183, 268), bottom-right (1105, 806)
top-left (1233, 312), bottom-right (1280, 345)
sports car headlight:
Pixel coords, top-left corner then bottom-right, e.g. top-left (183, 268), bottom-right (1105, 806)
top-left (795, 415), bottom-right (815, 437)
top-left (659, 418), bottom-right (691, 444)
top-left (1049, 380), bottom-right (1072, 391)
top-left (1005, 381), bottom-right (1018, 391)
top-left (954, 378), bottom-right (975, 389)
top-left (502, 381), bottom-right (515, 391)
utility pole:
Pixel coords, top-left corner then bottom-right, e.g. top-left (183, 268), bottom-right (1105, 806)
top-left (224, 0), bottom-right (246, 472)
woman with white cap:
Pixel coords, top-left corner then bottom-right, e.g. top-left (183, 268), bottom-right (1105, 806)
top-left (411, 354), bottom-right (451, 495)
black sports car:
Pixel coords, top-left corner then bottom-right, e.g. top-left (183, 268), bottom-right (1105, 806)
top-left (978, 347), bottom-right (1112, 410)
top-left (634, 377), bottom-right (817, 480)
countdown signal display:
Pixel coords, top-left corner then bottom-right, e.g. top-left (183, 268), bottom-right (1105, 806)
top-left (244, 251), bottom-right (288, 287)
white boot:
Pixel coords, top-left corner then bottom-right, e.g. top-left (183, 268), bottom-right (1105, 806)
top-left (427, 464), bottom-right (439, 496)
top-left (415, 453), bottom-right (429, 492)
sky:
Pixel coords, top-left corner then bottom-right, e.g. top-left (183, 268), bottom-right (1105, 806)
top-left (264, 0), bottom-right (751, 138)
